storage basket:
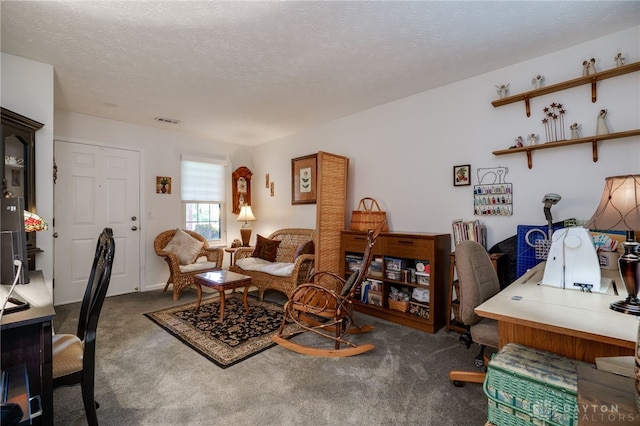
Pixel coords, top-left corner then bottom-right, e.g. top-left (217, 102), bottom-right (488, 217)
top-left (386, 270), bottom-right (401, 280)
top-left (484, 343), bottom-right (590, 426)
top-left (385, 257), bottom-right (406, 271)
top-left (409, 300), bottom-right (429, 318)
top-left (388, 299), bottom-right (410, 312)
top-left (350, 197), bottom-right (389, 232)
top-left (368, 260), bottom-right (383, 277)
top-left (415, 272), bottom-right (430, 285)
top-left (367, 292), bottom-right (383, 307)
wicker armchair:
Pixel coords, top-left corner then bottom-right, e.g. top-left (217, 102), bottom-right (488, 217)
top-left (154, 229), bottom-right (224, 301)
top-left (229, 228), bottom-right (315, 299)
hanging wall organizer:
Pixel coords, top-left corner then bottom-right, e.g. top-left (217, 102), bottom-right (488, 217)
top-left (474, 167), bottom-right (512, 216)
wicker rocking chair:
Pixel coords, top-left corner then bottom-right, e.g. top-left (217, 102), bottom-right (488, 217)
top-left (272, 221), bottom-right (385, 357)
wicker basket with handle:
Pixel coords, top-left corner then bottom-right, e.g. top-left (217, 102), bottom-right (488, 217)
top-left (350, 197), bottom-right (389, 232)
top-left (388, 299), bottom-right (410, 312)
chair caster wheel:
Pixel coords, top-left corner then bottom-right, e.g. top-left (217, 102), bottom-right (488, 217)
top-left (452, 380), bottom-right (464, 387)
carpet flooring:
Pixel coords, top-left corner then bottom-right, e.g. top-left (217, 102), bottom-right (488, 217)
top-left (145, 293), bottom-right (300, 368)
top-left (52, 287), bottom-right (489, 425)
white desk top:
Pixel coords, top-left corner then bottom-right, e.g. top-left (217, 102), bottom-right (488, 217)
top-left (475, 263), bottom-right (637, 345)
top-left (0, 271), bottom-right (52, 308)
top-left (1, 271), bottom-right (55, 328)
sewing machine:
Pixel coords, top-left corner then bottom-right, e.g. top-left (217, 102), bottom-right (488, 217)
top-left (541, 227), bottom-right (603, 292)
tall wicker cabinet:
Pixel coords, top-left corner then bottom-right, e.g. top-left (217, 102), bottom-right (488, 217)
top-left (314, 151), bottom-right (349, 280)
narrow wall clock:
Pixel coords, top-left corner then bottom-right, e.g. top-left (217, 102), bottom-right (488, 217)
top-left (232, 166), bottom-right (252, 214)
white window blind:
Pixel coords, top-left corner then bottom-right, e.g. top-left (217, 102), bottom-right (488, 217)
top-left (181, 155), bottom-right (226, 201)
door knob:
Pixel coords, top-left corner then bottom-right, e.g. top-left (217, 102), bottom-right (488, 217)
top-left (131, 216), bottom-right (137, 221)
top-left (131, 226), bottom-right (138, 231)
top-left (53, 232), bottom-right (58, 238)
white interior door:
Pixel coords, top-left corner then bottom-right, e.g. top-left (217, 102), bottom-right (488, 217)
top-left (54, 140), bottom-right (141, 304)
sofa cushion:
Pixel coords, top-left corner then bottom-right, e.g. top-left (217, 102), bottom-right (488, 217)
top-left (236, 257), bottom-right (295, 277)
top-left (294, 240), bottom-right (315, 259)
top-left (163, 228), bottom-right (204, 265)
top-left (252, 235), bottom-right (281, 262)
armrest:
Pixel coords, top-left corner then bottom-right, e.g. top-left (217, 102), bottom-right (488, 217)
top-left (232, 247), bottom-right (254, 264)
top-left (291, 254), bottom-right (315, 282)
top-left (157, 250), bottom-right (182, 271)
top-left (307, 271), bottom-right (346, 293)
top-left (202, 247), bottom-right (224, 268)
top-left (308, 271), bottom-right (345, 283)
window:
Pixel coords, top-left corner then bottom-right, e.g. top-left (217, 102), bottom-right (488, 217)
top-left (181, 155), bottom-right (227, 245)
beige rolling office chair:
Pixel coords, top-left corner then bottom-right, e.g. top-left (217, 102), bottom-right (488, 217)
top-left (449, 240), bottom-right (500, 387)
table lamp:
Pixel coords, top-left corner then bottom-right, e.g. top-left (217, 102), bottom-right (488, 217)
top-left (585, 174), bottom-right (640, 315)
top-left (24, 210), bottom-right (48, 232)
top-left (237, 205), bottom-right (256, 247)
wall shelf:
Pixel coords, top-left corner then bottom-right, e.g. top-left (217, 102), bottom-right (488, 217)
top-left (492, 129), bottom-right (640, 169)
top-left (491, 61), bottom-right (640, 117)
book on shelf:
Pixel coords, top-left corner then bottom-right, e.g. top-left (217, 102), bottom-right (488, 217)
top-left (452, 218), bottom-right (487, 248)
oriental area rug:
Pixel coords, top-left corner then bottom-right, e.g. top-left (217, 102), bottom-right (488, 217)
top-left (145, 293), bottom-right (299, 368)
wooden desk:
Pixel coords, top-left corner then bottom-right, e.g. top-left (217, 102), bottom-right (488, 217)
top-left (1, 271), bottom-right (55, 425)
top-left (475, 263), bottom-right (635, 364)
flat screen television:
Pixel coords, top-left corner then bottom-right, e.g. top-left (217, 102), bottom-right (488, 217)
top-left (1, 197), bottom-right (29, 284)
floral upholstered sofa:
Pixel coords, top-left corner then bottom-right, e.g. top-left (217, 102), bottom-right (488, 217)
top-left (229, 228), bottom-right (315, 299)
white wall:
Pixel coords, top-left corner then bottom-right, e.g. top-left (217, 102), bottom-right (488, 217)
top-left (53, 111), bottom-right (253, 291)
top-left (4, 26), bottom-right (638, 295)
top-left (253, 26), bottom-right (640, 249)
top-left (1, 53), bottom-right (55, 293)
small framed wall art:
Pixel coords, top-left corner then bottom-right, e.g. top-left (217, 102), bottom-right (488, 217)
top-left (453, 165), bottom-right (471, 186)
top-left (291, 154), bottom-right (317, 204)
top-left (156, 176), bottom-right (172, 194)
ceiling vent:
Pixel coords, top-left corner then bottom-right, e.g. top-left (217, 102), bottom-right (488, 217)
top-left (154, 117), bottom-right (181, 124)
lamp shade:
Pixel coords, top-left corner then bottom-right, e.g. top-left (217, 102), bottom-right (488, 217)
top-left (585, 174), bottom-right (640, 231)
top-left (24, 210), bottom-right (48, 232)
top-left (237, 205), bottom-right (256, 223)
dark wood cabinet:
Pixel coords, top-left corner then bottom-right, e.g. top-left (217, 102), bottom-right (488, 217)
top-left (1, 107), bottom-right (44, 270)
top-left (1, 272), bottom-right (55, 425)
top-left (341, 231), bottom-right (451, 334)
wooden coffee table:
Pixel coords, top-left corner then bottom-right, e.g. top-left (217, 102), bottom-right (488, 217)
top-left (193, 270), bottom-right (252, 322)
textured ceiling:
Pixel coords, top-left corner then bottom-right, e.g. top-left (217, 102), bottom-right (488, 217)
top-left (1, 1), bottom-right (639, 146)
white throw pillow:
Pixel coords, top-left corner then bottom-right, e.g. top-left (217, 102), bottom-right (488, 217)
top-left (162, 229), bottom-right (204, 265)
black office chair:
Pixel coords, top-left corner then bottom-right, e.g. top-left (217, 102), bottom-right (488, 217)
top-left (449, 240), bottom-right (500, 387)
top-left (52, 228), bottom-right (115, 426)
